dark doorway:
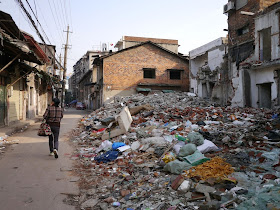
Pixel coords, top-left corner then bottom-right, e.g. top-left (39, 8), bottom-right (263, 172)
top-left (258, 83), bottom-right (271, 108)
top-left (243, 70), bottom-right (251, 107)
top-left (0, 86), bottom-right (6, 126)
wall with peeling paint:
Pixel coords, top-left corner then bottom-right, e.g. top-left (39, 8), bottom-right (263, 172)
top-left (229, 4), bottom-right (280, 108)
top-left (189, 37), bottom-right (227, 104)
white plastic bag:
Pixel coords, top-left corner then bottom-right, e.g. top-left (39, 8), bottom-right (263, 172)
top-left (197, 139), bottom-right (219, 153)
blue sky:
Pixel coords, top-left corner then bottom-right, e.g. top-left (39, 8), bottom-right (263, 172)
top-left (1, 0), bottom-right (228, 73)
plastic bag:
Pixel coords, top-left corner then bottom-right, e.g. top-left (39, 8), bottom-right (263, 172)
top-left (95, 140), bottom-right (112, 153)
top-left (94, 150), bottom-right (119, 163)
top-left (163, 160), bottom-right (192, 174)
top-left (112, 142), bottom-right (126, 150)
top-left (178, 143), bottom-right (196, 157)
top-left (182, 150), bottom-right (210, 166)
top-left (187, 132), bottom-right (204, 146)
top-left (197, 139), bottom-right (219, 153)
top-left (173, 141), bottom-right (185, 154)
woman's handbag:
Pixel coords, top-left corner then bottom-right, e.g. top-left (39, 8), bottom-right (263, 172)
top-left (38, 120), bottom-right (52, 136)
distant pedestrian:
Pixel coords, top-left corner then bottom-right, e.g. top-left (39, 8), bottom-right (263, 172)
top-left (43, 98), bottom-right (63, 158)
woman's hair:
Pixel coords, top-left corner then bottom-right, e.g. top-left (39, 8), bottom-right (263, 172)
top-left (52, 98), bottom-right (60, 107)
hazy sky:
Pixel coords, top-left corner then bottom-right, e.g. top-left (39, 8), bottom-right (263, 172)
top-left (1, 0), bottom-right (228, 73)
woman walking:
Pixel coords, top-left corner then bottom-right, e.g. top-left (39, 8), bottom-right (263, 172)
top-left (43, 98), bottom-right (63, 159)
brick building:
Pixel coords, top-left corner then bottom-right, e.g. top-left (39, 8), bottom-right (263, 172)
top-left (224, 0), bottom-right (280, 108)
top-left (92, 40), bottom-right (189, 109)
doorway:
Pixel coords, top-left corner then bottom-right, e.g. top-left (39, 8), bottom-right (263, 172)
top-left (258, 83), bottom-right (271, 108)
top-left (0, 86), bottom-right (6, 126)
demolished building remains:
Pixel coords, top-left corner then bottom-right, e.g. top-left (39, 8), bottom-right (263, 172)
top-left (66, 92), bottom-right (280, 209)
top-left (225, 0), bottom-right (280, 108)
top-left (189, 37), bottom-right (228, 106)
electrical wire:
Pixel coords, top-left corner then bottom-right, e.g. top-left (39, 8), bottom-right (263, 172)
top-left (68, 0), bottom-right (73, 31)
top-left (58, 0), bottom-right (67, 27)
top-left (25, 0), bottom-right (52, 45)
top-left (63, 0), bottom-right (69, 26)
top-left (47, 0), bottom-right (64, 43)
top-left (51, 0), bottom-right (66, 32)
top-left (15, 0), bottom-right (65, 71)
top-left (33, 0), bottom-right (37, 20)
top-left (35, 1), bottom-right (64, 47)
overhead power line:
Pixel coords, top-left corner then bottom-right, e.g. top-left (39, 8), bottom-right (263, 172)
top-left (47, 0), bottom-right (65, 43)
top-left (25, 0), bottom-right (52, 44)
top-left (15, 0), bottom-right (66, 71)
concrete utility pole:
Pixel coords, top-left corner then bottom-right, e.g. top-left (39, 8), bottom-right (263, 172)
top-left (61, 25), bottom-right (71, 108)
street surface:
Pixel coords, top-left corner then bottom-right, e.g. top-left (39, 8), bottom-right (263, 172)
top-left (0, 108), bottom-right (88, 210)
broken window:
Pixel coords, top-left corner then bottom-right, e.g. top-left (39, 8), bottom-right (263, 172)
top-left (143, 68), bottom-right (156, 79)
top-left (235, 0), bottom-right (248, 10)
top-left (237, 25), bottom-right (249, 36)
top-left (169, 70), bottom-right (181, 80)
top-left (259, 28), bottom-right (271, 61)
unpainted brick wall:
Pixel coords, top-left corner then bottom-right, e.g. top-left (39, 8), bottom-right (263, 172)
top-left (228, 0), bottom-right (280, 47)
top-left (228, 0), bottom-right (260, 47)
top-left (102, 44), bottom-right (189, 92)
top-left (260, 0), bottom-right (280, 9)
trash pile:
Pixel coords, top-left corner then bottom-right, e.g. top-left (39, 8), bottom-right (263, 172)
top-left (0, 135), bottom-right (9, 155)
top-left (69, 92), bottom-right (280, 209)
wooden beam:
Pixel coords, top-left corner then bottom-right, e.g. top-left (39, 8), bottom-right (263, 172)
top-left (0, 53), bottom-right (22, 73)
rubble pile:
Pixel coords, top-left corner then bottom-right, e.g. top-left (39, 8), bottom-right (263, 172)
top-left (69, 92), bottom-right (280, 209)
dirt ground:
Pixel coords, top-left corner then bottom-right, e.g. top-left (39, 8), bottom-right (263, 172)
top-left (0, 108), bottom-right (89, 210)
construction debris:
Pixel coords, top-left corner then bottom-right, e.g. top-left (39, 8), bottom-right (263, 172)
top-left (68, 92), bottom-right (280, 209)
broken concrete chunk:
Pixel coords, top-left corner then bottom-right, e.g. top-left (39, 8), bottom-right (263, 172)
top-left (129, 104), bottom-right (153, 116)
top-left (131, 141), bottom-right (141, 151)
top-left (178, 180), bottom-right (191, 192)
top-left (102, 106), bottom-right (132, 140)
top-left (81, 199), bottom-right (99, 208)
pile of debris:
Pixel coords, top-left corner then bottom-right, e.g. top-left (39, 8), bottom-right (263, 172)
top-left (69, 92), bottom-right (280, 209)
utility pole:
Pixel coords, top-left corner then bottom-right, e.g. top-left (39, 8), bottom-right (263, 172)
top-left (61, 25), bottom-right (71, 108)
top-left (57, 54), bottom-right (62, 99)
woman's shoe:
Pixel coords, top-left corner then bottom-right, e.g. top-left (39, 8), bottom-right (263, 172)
top-left (53, 149), bottom-right (58, 159)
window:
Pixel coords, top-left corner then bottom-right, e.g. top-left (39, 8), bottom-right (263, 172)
top-left (169, 70), bottom-right (181, 80)
top-left (237, 25), bottom-right (249, 36)
top-left (259, 28), bottom-right (271, 61)
top-left (143, 68), bottom-right (156, 79)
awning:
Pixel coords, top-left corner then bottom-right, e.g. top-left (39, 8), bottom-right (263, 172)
top-left (136, 88), bottom-right (151, 92)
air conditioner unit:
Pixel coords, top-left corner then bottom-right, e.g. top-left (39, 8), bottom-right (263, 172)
top-left (223, 1), bottom-right (235, 14)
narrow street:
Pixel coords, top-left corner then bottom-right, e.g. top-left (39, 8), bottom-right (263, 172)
top-left (0, 108), bottom-right (88, 210)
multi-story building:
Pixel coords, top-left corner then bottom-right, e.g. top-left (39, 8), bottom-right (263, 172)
top-left (189, 37), bottom-right (228, 105)
top-left (0, 10), bottom-right (57, 126)
top-left (225, 0), bottom-right (280, 108)
top-left (70, 50), bottom-right (109, 108)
